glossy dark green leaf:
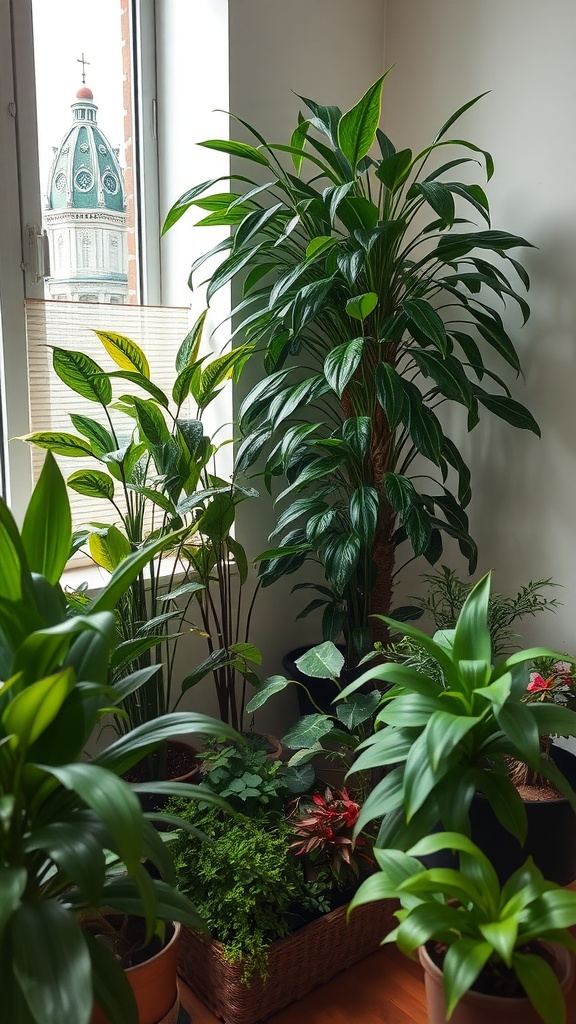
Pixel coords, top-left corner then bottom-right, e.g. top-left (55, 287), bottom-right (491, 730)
top-left (472, 387), bottom-right (540, 435)
top-left (52, 348), bottom-right (112, 405)
top-left (67, 470), bottom-right (114, 502)
top-left (414, 180), bottom-right (455, 225)
top-left (402, 298), bottom-right (448, 354)
top-left (85, 931), bottom-right (137, 1024)
top-left (11, 901), bottom-right (92, 1024)
top-left (281, 714), bottom-right (334, 750)
top-left (334, 75), bottom-right (383, 169)
top-left (295, 641), bottom-right (344, 680)
top-left (69, 415), bottom-right (115, 453)
top-left (374, 363), bottom-right (406, 428)
top-left (375, 148), bottom-right (412, 192)
top-left (324, 337), bottom-right (364, 396)
top-left (349, 486), bottom-right (378, 546)
top-left (21, 453), bottom-right (71, 584)
top-left (24, 431), bottom-right (94, 459)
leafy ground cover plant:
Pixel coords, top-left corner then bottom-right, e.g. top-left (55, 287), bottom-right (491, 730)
top-left (350, 831), bottom-right (576, 1024)
top-left (164, 72), bottom-right (537, 663)
top-left (0, 454), bottom-right (238, 1024)
top-left (168, 797), bottom-right (331, 982)
top-left (23, 326), bottom-right (261, 734)
top-left (340, 572), bottom-right (576, 851)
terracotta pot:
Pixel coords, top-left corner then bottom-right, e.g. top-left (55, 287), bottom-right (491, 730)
top-left (92, 922), bottom-right (181, 1024)
top-left (419, 941), bottom-right (574, 1024)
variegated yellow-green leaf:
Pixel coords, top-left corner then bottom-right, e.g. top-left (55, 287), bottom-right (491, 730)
top-left (95, 331), bottom-right (150, 378)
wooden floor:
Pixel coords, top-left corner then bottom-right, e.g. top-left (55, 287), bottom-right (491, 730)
top-left (179, 944), bottom-right (427, 1024)
top-left (180, 942), bottom-right (576, 1024)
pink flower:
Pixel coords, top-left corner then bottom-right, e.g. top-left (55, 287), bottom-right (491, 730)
top-left (528, 672), bottom-right (552, 693)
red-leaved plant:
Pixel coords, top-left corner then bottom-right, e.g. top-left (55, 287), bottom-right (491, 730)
top-left (289, 787), bottom-right (370, 879)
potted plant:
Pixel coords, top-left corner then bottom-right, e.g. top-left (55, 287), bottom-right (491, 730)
top-left (0, 453), bottom-right (238, 1024)
top-left (169, 743), bottom-right (393, 1024)
top-left (350, 831), bottom-right (576, 1024)
top-left (22, 324), bottom-right (262, 754)
top-left (163, 72), bottom-right (538, 665)
top-left (339, 572), bottom-right (576, 882)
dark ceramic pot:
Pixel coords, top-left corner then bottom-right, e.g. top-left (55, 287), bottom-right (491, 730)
top-left (469, 745), bottom-right (576, 885)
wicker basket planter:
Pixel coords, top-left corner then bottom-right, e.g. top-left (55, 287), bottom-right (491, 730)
top-left (177, 898), bottom-right (397, 1024)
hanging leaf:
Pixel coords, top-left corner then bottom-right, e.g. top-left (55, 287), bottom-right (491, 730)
top-left (346, 292), bottom-right (378, 321)
top-left (67, 470), bottom-right (114, 501)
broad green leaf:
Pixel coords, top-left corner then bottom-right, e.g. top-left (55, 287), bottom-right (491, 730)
top-left (52, 347), bottom-right (111, 405)
top-left (67, 470), bottom-right (114, 501)
top-left (324, 337), bottom-right (364, 397)
top-left (354, 766), bottom-right (405, 834)
top-left (23, 431), bottom-right (94, 458)
top-left (512, 952), bottom-right (565, 1024)
top-left (414, 180), bottom-right (455, 225)
top-left (40, 763), bottom-right (143, 872)
top-left (94, 330), bottom-right (149, 377)
top-left (3, 668), bottom-right (75, 748)
top-left (375, 148), bottom-right (413, 192)
top-left (89, 526), bottom-right (131, 573)
top-left (21, 452), bottom-right (72, 584)
top-left (196, 492), bottom-right (235, 544)
top-left (11, 901), bottom-right (93, 1024)
top-left (176, 310), bottom-right (207, 373)
top-left (94, 714), bottom-right (238, 775)
top-left (479, 918), bottom-right (518, 966)
top-left (295, 640), bottom-right (344, 681)
top-left (443, 938), bottom-right (493, 1018)
top-left (24, 822), bottom-right (106, 904)
top-left (69, 414), bottom-right (115, 454)
top-left (349, 486), bottom-right (378, 546)
top-left (85, 931), bottom-right (137, 1024)
top-left (452, 572), bottom-right (491, 667)
top-left (424, 710), bottom-right (480, 773)
top-left (473, 388), bottom-right (541, 436)
top-left (375, 363), bottom-right (406, 428)
top-left (345, 292), bottom-right (378, 321)
top-left (402, 298), bottom-right (448, 355)
top-left (305, 235), bottom-right (338, 261)
top-left (336, 690), bottom-right (380, 730)
top-left (338, 75), bottom-right (385, 170)
top-left (281, 714), bottom-right (334, 750)
top-left (130, 396), bottom-right (170, 446)
top-left (245, 674), bottom-right (290, 713)
top-left (495, 700), bottom-right (540, 766)
top-left (89, 531), bottom-right (182, 613)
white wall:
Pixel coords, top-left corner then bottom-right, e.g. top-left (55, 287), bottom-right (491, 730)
top-left (226, 0), bottom-right (388, 727)
top-left (384, 0), bottom-right (576, 655)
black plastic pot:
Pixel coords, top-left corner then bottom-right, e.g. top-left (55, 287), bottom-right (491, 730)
top-left (469, 745), bottom-right (576, 885)
top-left (424, 746), bottom-right (576, 885)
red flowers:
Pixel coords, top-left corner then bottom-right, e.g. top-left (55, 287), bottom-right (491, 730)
top-left (528, 662), bottom-right (574, 695)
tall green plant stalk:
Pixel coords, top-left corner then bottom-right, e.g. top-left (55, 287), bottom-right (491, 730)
top-left (164, 73), bottom-right (538, 664)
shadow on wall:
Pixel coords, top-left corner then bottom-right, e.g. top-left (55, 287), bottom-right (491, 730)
top-left (447, 218), bottom-right (576, 631)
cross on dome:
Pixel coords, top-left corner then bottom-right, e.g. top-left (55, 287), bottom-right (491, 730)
top-left (77, 52), bottom-right (90, 85)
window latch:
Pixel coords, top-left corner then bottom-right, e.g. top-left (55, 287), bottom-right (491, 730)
top-left (26, 225), bottom-right (51, 284)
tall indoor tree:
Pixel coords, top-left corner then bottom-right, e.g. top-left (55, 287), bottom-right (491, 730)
top-left (164, 72), bottom-right (538, 662)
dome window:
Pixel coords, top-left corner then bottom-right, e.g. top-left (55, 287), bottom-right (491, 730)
top-left (54, 172), bottom-right (66, 193)
top-left (79, 142), bottom-right (89, 153)
top-left (75, 169), bottom-right (94, 192)
top-left (98, 144), bottom-right (108, 155)
top-left (102, 172), bottom-right (118, 195)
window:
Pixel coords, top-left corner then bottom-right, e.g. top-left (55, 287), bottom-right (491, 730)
top-left (0, 0), bottom-right (231, 518)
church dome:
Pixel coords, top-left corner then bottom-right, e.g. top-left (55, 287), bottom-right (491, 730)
top-left (47, 86), bottom-right (125, 214)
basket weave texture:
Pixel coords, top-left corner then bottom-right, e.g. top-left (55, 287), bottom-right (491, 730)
top-left (178, 898), bottom-right (397, 1024)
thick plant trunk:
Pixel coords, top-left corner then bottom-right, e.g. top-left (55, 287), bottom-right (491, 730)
top-left (369, 402), bottom-right (396, 646)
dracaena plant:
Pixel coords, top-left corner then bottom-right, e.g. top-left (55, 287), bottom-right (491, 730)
top-left (163, 71), bottom-right (538, 664)
top-left (350, 831), bottom-right (576, 1024)
top-left (0, 453), bottom-right (238, 1024)
top-left (22, 324), bottom-right (261, 734)
top-left (340, 572), bottom-right (576, 851)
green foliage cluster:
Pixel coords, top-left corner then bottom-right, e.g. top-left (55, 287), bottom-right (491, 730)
top-left (198, 738), bottom-right (290, 812)
top-left (168, 799), bottom-right (330, 981)
top-left (415, 566), bottom-right (559, 657)
top-left (165, 73), bottom-right (537, 661)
